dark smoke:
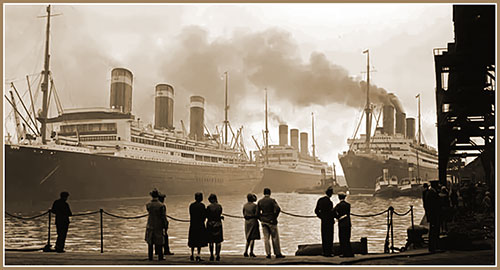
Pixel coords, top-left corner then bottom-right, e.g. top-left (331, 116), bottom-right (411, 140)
top-left (159, 26), bottom-right (403, 111)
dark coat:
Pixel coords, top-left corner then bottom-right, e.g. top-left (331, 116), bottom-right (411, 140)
top-left (425, 187), bottom-right (440, 223)
top-left (51, 198), bottom-right (72, 224)
top-left (188, 201), bottom-right (207, 248)
top-left (206, 202), bottom-right (223, 243)
top-left (334, 200), bottom-right (351, 228)
top-left (145, 198), bottom-right (167, 245)
top-left (243, 202), bottom-right (260, 240)
top-left (256, 195), bottom-right (281, 225)
top-left (315, 196), bottom-right (335, 222)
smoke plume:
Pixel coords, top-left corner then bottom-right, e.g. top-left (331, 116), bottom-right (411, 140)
top-left (159, 26), bottom-right (403, 112)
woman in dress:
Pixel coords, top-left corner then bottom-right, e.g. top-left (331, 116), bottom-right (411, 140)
top-left (188, 192), bottom-right (207, 262)
top-left (242, 193), bottom-right (260, 257)
top-left (206, 193), bottom-right (224, 261)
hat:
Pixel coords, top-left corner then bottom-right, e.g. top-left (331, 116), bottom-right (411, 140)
top-left (150, 188), bottom-right (160, 198)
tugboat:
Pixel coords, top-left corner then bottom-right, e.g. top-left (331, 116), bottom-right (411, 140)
top-left (295, 164), bottom-right (349, 194)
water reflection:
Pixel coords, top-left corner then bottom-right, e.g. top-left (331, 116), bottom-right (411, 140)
top-left (5, 194), bottom-right (423, 255)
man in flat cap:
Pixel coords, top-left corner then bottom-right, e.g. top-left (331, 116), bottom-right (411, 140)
top-left (51, 191), bottom-right (72, 253)
top-left (315, 186), bottom-right (336, 257)
top-left (334, 192), bottom-right (354, 257)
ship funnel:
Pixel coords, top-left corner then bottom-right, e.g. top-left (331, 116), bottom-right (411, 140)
top-left (189, 95), bottom-right (205, 141)
top-left (279, 124), bottom-right (288, 146)
top-left (395, 112), bottom-right (406, 136)
top-left (110, 68), bottom-right (133, 114)
top-left (290, 129), bottom-right (299, 149)
top-left (154, 84), bottom-right (174, 130)
top-left (383, 105), bottom-right (395, 135)
top-left (300, 132), bottom-right (309, 155)
top-left (406, 117), bottom-right (416, 141)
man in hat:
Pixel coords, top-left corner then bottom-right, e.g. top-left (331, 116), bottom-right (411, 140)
top-left (51, 191), bottom-right (72, 253)
top-left (158, 193), bottom-right (174, 255)
top-left (315, 186), bottom-right (336, 257)
top-left (426, 180), bottom-right (440, 252)
top-left (334, 192), bottom-right (354, 257)
top-left (145, 189), bottom-right (167, 260)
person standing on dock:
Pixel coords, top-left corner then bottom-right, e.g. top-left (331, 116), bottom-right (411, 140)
top-left (314, 186), bottom-right (335, 257)
top-left (243, 193), bottom-right (260, 258)
top-left (145, 189), bottom-right (166, 261)
top-left (206, 194), bottom-right (224, 261)
top-left (334, 192), bottom-right (354, 257)
top-left (256, 188), bottom-right (285, 259)
top-left (188, 192), bottom-right (207, 262)
top-left (422, 183), bottom-right (429, 223)
top-left (426, 180), bottom-right (441, 253)
top-left (50, 191), bottom-right (72, 253)
top-left (158, 193), bottom-right (174, 256)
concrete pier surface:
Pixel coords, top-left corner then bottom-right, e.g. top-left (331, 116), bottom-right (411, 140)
top-left (5, 248), bottom-right (494, 265)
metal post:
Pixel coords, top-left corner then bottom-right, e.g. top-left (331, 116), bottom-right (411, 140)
top-left (100, 209), bottom-right (104, 253)
top-left (389, 206), bottom-right (394, 253)
top-left (410, 205), bottom-right (415, 231)
top-left (43, 210), bottom-right (52, 252)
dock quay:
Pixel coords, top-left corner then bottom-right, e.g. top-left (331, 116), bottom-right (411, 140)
top-left (4, 248), bottom-right (495, 265)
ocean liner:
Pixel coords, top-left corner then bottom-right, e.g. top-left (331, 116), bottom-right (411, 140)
top-left (4, 6), bottom-right (261, 207)
top-left (338, 50), bottom-right (438, 194)
top-left (251, 90), bottom-right (333, 193)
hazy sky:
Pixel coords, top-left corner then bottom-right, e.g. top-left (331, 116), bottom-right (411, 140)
top-left (4, 4), bottom-right (454, 174)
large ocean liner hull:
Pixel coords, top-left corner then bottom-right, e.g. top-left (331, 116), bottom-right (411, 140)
top-left (252, 167), bottom-right (323, 193)
top-left (5, 144), bottom-right (262, 207)
top-left (339, 152), bottom-right (438, 194)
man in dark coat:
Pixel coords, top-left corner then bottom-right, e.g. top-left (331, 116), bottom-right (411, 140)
top-left (256, 188), bottom-right (285, 259)
top-left (426, 180), bottom-right (441, 252)
top-left (422, 183), bottom-right (429, 221)
top-left (145, 189), bottom-right (167, 261)
top-left (334, 192), bottom-right (354, 257)
top-left (51, 191), bottom-right (72, 253)
top-left (314, 186), bottom-right (335, 257)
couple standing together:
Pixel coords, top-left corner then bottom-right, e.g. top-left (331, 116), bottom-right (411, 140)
top-left (315, 187), bottom-right (354, 257)
top-left (243, 188), bottom-right (286, 259)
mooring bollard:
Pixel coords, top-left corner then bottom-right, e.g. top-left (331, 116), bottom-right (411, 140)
top-left (100, 208), bottom-right (104, 253)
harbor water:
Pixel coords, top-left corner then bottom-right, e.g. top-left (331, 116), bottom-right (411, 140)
top-left (5, 194), bottom-right (424, 255)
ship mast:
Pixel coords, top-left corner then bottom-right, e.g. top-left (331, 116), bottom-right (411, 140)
top-left (363, 49), bottom-right (371, 153)
top-left (224, 71), bottom-right (229, 145)
top-left (39, 5), bottom-right (54, 144)
top-left (311, 112), bottom-right (316, 161)
top-left (265, 88), bottom-right (269, 165)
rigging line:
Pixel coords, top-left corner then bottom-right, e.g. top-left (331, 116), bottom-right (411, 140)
top-left (11, 83), bottom-right (40, 135)
top-left (39, 165), bottom-right (60, 185)
top-left (4, 72), bottom-right (41, 84)
top-left (4, 95), bottom-right (39, 135)
top-left (49, 76), bottom-right (63, 114)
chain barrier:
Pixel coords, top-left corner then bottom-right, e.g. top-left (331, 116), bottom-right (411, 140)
top-left (6, 210), bottom-right (49, 220)
top-left (5, 205), bottom-right (415, 254)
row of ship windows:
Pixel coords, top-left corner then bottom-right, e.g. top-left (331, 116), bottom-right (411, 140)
top-left (80, 136), bottom-right (117, 142)
top-left (127, 145), bottom-right (236, 164)
top-left (131, 137), bottom-right (195, 151)
top-left (61, 123), bottom-right (117, 133)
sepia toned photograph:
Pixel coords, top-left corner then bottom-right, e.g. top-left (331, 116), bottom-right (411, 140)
top-left (3, 2), bottom-right (496, 267)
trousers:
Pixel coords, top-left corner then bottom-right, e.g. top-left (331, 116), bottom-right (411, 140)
top-left (261, 222), bottom-right (282, 256)
top-left (55, 222), bottom-right (69, 252)
top-left (320, 220), bottom-right (334, 255)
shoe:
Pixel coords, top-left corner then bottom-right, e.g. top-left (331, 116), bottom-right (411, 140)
top-left (322, 254), bottom-right (333, 257)
top-left (250, 253), bottom-right (256, 257)
top-left (196, 256), bottom-right (204, 262)
top-left (190, 255), bottom-right (194, 261)
top-left (266, 255), bottom-right (272, 259)
top-left (243, 252), bottom-right (249, 257)
top-left (56, 250), bottom-right (65, 253)
top-left (165, 251), bottom-right (175, 255)
top-left (275, 255), bottom-right (286, 259)
top-left (158, 257), bottom-right (165, 261)
top-left (209, 255), bottom-right (214, 261)
top-left (216, 255), bottom-right (220, 261)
